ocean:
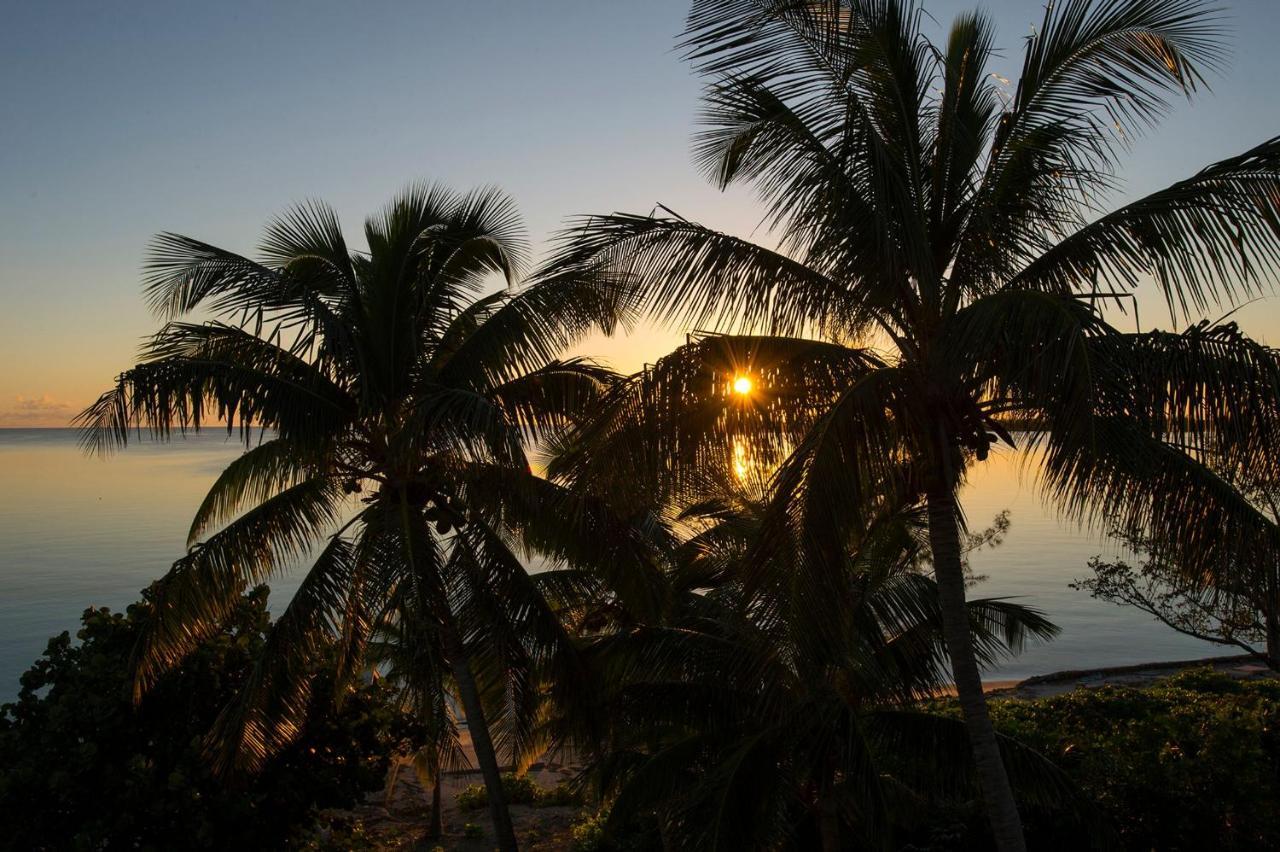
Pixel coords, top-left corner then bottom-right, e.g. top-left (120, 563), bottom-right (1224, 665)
top-left (0, 429), bottom-right (1234, 700)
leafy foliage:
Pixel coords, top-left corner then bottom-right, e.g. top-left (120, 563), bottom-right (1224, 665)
top-left (1077, 547), bottom-right (1280, 661)
top-left (56, 5), bottom-right (1280, 851)
top-left (549, 485), bottom-right (1065, 850)
top-left (0, 586), bottom-right (420, 852)
top-left (75, 185), bottom-right (648, 850)
top-left (915, 670), bottom-right (1280, 851)
top-left (1075, 478), bottom-right (1280, 664)
top-left (455, 772), bottom-right (584, 811)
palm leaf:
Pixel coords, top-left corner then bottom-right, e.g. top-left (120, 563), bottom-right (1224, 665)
top-left (1010, 137), bottom-right (1280, 316)
top-left (132, 477), bottom-right (343, 699)
top-left (205, 534), bottom-right (363, 775)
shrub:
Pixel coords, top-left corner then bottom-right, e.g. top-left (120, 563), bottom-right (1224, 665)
top-left (0, 585), bottom-right (422, 851)
top-left (540, 781), bottom-right (585, 807)
top-left (566, 807), bottom-right (656, 852)
top-left (463, 822), bottom-right (484, 839)
top-left (455, 771), bottom-right (584, 811)
top-left (570, 810), bottom-right (609, 852)
top-left (907, 669), bottom-right (1280, 851)
top-left (456, 782), bottom-right (489, 812)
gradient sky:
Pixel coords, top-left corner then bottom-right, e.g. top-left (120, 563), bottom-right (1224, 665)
top-left (3, 0), bottom-right (1279, 426)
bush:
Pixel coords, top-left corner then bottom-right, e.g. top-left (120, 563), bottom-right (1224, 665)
top-left (463, 822), bottom-right (484, 839)
top-left (570, 810), bottom-right (609, 852)
top-left (455, 771), bottom-right (584, 811)
top-left (907, 669), bottom-right (1280, 851)
top-left (0, 585), bottom-right (422, 851)
top-left (540, 780), bottom-right (586, 807)
top-left (566, 806), bottom-right (657, 852)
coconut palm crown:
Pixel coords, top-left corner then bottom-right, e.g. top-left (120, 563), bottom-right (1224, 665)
top-left (543, 2), bottom-right (1280, 849)
top-left (76, 184), bottom-right (657, 852)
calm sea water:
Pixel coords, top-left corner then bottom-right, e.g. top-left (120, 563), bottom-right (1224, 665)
top-left (0, 429), bottom-right (1233, 699)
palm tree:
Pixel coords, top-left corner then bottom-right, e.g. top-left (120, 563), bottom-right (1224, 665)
top-left (548, 473), bottom-right (1079, 850)
top-left (75, 184), bottom-right (656, 852)
top-left (543, 2), bottom-right (1280, 848)
top-left (367, 597), bottom-right (468, 840)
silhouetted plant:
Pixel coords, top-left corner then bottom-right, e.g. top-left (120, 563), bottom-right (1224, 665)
top-left (76, 185), bottom-right (655, 852)
top-left (1077, 480), bottom-right (1280, 666)
top-left (916, 670), bottom-right (1280, 850)
top-left (546, 482), bottom-right (1097, 850)
top-left (0, 586), bottom-right (417, 851)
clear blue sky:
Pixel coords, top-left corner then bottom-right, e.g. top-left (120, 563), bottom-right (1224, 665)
top-left (2, 0), bottom-right (1278, 424)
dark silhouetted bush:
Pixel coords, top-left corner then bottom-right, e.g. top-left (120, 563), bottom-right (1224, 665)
top-left (0, 585), bottom-right (421, 851)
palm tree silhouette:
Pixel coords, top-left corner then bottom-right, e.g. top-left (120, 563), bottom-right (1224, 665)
top-left (77, 184), bottom-right (650, 851)
top-left (550, 469), bottom-right (1074, 849)
top-left (543, 2), bottom-right (1280, 847)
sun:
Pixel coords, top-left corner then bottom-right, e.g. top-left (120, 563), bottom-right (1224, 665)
top-left (733, 375), bottom-right (753, 395)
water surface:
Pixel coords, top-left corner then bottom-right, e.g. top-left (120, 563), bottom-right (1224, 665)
top-left (0, 430), bottom-right (1234, 699)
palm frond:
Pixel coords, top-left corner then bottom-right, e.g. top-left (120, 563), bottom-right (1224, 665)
top-left (1000, 0), bottom-right (1225, 175)
top-left (1036, 414), bottom-right (1280, 595)
top-left (451, 521), bottom-right (587, 770)
top-left (399, 386), bottom-right (526, 468)
top-left (550, 334), bottom-right (881, 510)
top-left (205, 534), bottom-right (363, 775)
top-left (143, 234), bottom-right (289, 320)
top-left (760, 365), bottom-right (916, 597)
top-left (436, 265), bottom-right (639, 390)
top-left (928, 11), bottom-right (999, 252)
top-left (258, 198), bottom-right (357, 290)
top-left (1095, 321), bottom-right (1280, 470)
top-left (75, 321), bottom-right (355, 455)
top-left (487, 359), bottom-right (619, 444)
top-left (463, 464), bottom-right (673, 622)
top-left (542, 214), bottom-right (850, 337)
top-left (1010, 137), bottom-right (1280, 317)
top-left (132, 477), bottom-right (343, 699)
top-left (947, 289), bottom-right (1109, 451)
top-left (187, 437), bottom-right (330, 546)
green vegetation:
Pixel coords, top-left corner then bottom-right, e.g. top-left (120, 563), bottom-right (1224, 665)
top-left (569, 811), bottom-right (610, 852)
top-left (0, 586), bottom-right (419, 851)
top-left (455, 772), bottom-right (583, 811)
top-left (912, 670), bottom-right (1280, 851)
top-left (548, 489), bottom-right (1060, 850)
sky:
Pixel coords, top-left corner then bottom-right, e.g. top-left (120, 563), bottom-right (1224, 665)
top-left (2, 0), bottom-right (1279, 426)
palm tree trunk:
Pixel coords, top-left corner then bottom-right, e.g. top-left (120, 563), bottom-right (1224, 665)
top-left (926, 474), bottom-right (1026, 852)
top-left (1266, 607), bottom-right (1280, 671)
top-left (444, 619), bottom-right (519, 852)
top-left (429, 772), bottom-right (443, 839)
top-left (818, 797), bottom-right (840, 852)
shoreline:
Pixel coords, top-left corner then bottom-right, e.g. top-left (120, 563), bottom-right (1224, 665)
top-left (984, 653), bottom-right (1272, 699)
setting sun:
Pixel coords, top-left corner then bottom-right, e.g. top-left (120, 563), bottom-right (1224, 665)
top-left (733, 375), bottom-right (753, 395)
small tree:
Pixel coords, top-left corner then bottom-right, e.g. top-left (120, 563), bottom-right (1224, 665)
top-left (1077, 487), bottom-right (1280, 667)
top-left (0, 586), bottom-right (420, 850)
